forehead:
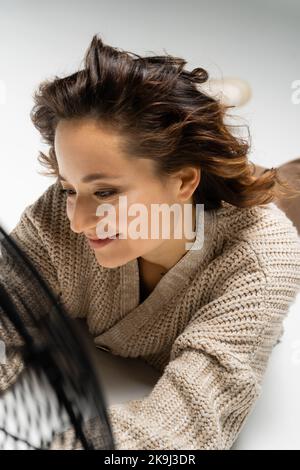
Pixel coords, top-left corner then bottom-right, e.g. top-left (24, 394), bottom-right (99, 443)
top-left (55, 119), bottom-right (125, 166)
top-left (54, 118), bottom-right (157, 180)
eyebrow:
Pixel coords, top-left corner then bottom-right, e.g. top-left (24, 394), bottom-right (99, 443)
top-left (58, 172), bottom-right (121, 183)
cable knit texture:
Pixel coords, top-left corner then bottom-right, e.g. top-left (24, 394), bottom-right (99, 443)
top-left (1, 179), bottom-right (300, 450)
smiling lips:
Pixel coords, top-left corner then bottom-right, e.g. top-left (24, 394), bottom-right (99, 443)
top-left (86, 234), bottom-right (120, 249)
top-left (88, 234), bottom-right (119, 240)
top-left (86, 232), bottom-right (119, 240)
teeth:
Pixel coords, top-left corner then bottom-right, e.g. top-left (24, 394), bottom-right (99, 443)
top-left (90, 233), bottom-right (118, 240)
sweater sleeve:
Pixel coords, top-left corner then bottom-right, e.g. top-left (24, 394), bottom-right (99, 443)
top-left (0, 186), bottom-right (61, 394)
top-left (50, 236), bottom-right (300, 450)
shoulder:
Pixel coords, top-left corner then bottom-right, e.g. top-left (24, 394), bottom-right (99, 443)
top-left (213, 200), bottom-right (300, 268)
top-left (215, 199), bottom-right (299, 239)
top-left (20, 179), bottom-right (66, 232)
top-left (173, 202), bottom-right (300, 368)
top-left (10, 180), bottom-right (78, 265)
top-left (206, 200), bottom-right (300, 304)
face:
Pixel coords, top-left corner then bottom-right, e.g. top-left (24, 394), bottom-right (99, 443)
top-left (54, 118), bottom-right (199, 269)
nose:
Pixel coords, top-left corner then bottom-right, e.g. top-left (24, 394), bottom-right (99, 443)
top-left (69, 198), bottom-right (98, 235)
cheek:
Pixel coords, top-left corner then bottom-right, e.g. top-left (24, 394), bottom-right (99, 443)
top-left (127, 185), bottom-right (168, 209)
top-left (117, 189), bottom-right (171, 241)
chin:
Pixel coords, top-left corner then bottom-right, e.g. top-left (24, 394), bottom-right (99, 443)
top-left (94, 252), bottom-right (133, 269)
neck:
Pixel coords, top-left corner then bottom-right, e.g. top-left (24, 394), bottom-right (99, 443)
top-left (138, 203), bottom-right (197, 277)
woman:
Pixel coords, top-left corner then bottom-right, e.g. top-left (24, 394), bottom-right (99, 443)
top-left (1, 34), bottom-right (300, 450)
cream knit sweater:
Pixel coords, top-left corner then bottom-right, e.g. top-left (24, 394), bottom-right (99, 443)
top-left (1, 179), bottom-right (300, 450)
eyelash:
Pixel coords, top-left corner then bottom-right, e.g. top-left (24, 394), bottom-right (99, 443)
top-left (59, 189), bottom-right (118, 199)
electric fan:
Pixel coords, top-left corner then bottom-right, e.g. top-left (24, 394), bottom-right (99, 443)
top-left (0, 223), bottom-right (115, 450)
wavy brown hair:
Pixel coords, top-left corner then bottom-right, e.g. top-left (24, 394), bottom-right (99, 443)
top-left (30, 34), bottom-right (300, 211)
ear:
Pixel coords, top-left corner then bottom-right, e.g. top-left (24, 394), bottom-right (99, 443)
top-left (171, 167), bottom-right (201, 202)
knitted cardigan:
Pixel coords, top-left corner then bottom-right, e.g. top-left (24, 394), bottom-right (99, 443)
top-left (1, 179), bottom-right (300, 450)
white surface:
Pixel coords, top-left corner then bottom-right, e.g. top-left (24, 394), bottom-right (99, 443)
top-left (94, 350), bottom-right (161, 407)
